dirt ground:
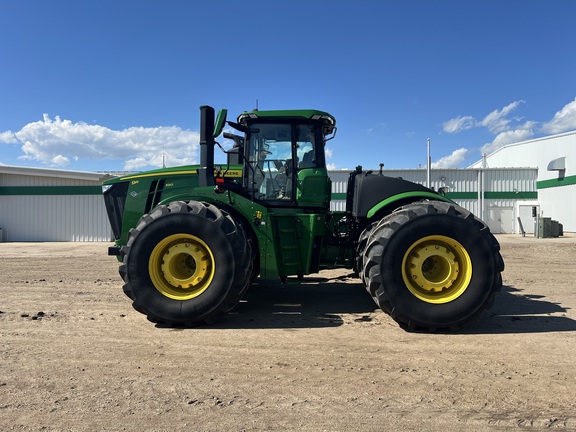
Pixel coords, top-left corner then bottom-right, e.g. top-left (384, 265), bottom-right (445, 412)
top-left (1, 234), bottom-right (575, 431)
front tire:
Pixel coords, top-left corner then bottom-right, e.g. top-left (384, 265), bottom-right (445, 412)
top-left (362, 201), bottom-right (503, 331)
top-left (121, 201), bottom-right (251, 326)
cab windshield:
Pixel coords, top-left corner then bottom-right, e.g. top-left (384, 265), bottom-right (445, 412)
top-left (246, 123), bottom-right (318, 201)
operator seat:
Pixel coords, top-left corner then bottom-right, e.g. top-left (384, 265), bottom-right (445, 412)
top-left (299, 150), bottom-right (315, 168)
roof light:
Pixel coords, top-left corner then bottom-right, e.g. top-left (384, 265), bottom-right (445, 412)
top-left (238, 113), bottom-right (258, 123)
top-left (311, 114), bottom-right (335, 124)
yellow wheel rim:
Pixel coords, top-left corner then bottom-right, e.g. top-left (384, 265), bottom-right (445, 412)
top-left (401, 235), bottom-right (472, 304)
top-left (149, 233), bottom-right (215, 300)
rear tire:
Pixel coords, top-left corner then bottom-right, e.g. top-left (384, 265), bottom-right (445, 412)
top-left (362, 201), bottom-right (503, 331)
top-left (121, 201), bottom-right (251, 326)
top-left (355, 222), bottom-right (375, 284)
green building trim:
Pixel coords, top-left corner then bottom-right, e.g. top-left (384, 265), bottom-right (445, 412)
top-left (0, 186), bottom-right (102, 196)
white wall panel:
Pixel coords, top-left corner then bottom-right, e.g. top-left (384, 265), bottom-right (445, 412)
top-left (0, 195), bottom-right (111, 242)
top-left (538, 185), bottom-right (576, 232)
top-left (0, 165), bottom-right (542, 241)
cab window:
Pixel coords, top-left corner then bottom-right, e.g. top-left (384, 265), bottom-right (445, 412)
top-left (247, 123), bottom-right (294, 201)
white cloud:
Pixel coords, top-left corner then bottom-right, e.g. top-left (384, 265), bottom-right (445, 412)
top-left (479, 100), bottom-right (525, 134)
top-left (443, 100), bottom-right (525, 136)
top-left (481, 127), bottom-right (534, 155)
top-left (442, 116), bottom-right (476, 134)
top-left (367, 122), bottom-right (388, 134)
top-left (50, 155), bottom-right (70, 167)
top-left (541, 97), bottom-right (576, 134)
top-left (432, 148), bottom-right (469, 168)
top-left (5, 114), bottom-right (200, 169)
top-left (0, 131), bottom-right (19, 144)
top-left (441, 100), bottom-right (536, 157)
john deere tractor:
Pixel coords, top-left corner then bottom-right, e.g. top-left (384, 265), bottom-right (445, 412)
top-left (102, 106), bottom-right (503, 331)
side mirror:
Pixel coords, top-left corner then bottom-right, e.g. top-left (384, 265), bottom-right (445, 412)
top-left (213, 109), bottom-right (228, 138)
top-left (223, 132), bottom-right (244, 165)
top-left (223, 132), bottom-right (245, 148)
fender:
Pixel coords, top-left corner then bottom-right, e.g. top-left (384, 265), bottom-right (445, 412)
top-left (367, 191), bottom-right (453, 218)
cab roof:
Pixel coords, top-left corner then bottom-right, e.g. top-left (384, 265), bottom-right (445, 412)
top-left (237, 109), bottom-right (335, 126)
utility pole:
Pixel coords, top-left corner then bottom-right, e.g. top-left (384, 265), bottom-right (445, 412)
top-left (427, 138), bottom-right (431, 189)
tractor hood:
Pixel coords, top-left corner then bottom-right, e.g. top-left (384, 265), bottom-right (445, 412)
top-left (102, 165), bottom-right (201, 186)
top-left (349, 171), bottom-right (452, 219)
top-left (101, 164), bottom-right (243, 244)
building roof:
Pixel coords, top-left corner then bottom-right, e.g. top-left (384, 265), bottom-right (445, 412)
top-left (0, 165), bottom-right (111, 182)
top-left (470, 130), bottom-right (576, 168)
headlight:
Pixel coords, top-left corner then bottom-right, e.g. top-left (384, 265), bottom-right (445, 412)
top-left (102, 184), bottom-right (114, 193)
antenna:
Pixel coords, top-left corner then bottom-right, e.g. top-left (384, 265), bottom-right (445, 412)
top-left (255, 99), bottom-right (259, 111)
top-left (162, 147), bottom-right (166, 168)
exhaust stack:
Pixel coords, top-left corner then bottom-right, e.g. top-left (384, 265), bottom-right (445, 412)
top-left (199, 105), bottom-right (215, 187)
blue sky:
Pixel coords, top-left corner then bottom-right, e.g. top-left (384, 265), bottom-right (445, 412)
top-left (1, 0), bottom-right (576, 172)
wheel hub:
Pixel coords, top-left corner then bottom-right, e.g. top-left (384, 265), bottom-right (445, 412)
top-left (401, 235), bottom-right (472, 304)
top-left (149, 234), bottom-right (215, 300)
top-left (160, 242), bottom-right (210, 289)
top-left (406, 244), bottom-right (459, 292)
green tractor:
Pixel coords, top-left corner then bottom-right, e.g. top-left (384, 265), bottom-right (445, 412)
top-left (102, 105), bottom-right (503, 331)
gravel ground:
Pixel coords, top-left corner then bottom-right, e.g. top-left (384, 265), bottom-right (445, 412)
top-left (1, 234), bottom-right (575, 431)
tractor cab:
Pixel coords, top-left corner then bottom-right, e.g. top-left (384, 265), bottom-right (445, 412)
top-left (214, 108), bottom-right (336, 208)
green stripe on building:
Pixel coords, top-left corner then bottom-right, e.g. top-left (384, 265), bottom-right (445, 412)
top-left (457, 191), bottom-right (538, 199)
top-left (537, 175), bottom-right (576, 190)
top-left (0, 186), bottom-right (102, 196)
top-left (484, 191), bottom-right (537, 199)
top-left (1, 186), bottom-right (541, 199)
top-left (331, 191), bottom-right (537, 200)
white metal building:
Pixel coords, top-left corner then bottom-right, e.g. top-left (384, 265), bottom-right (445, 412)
top-left (329, 167), bottom-right (539, 234)
top-left (0, 162), bottom-right (544, 241)
top-left (0, 166), bottom-right (112, 242)
top-left (470, 130), bottom-right (576, 233)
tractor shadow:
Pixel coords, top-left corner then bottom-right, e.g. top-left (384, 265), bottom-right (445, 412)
top-left (218, 281), bottom-right (576, 333)
top-left (463, 285), bottom-right (576, 334)
top-left (210, 273), bottom-right (378, 329)
top-left (160, 275), bottom-right (576, 333)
